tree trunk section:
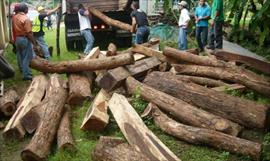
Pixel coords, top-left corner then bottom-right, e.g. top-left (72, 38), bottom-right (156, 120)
top-left (212, 84), bottom-right (246, 92)
top-left (126, 77), bottom-right (242, 136)
top-left (151, 104), bottom-right (262, 161)
top-left (144, 72), bottom-right (269, 129)
top-left (30, 53), bottom-right (134, 73)
top-left (21, 74), bottom-right (68, 161)
top-left (107, 43), bottom-right (117, 56)
top-left (88, 7), bottom-right (132, 31)
top-left (57, 105), bottom-right (74, 150)
top-left (3, 75), bottom-right (48, 140)
top-left (92, 136), bottom-right (150, 161)
top-left (0, 89), bottom-right (19, 116)
top-left (172, 64), bottom-right (270, 98)
top-left (108, 93), bottom-right (181, 161)
top-left (80, 89), bottom-right (110, 131)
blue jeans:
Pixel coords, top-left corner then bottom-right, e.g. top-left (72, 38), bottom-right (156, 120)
top-left (178, 27), bottom-right (188, 50)
top-left (81, 29), bottom-right (94, 54)
top-left (15, 37), bottom-right (34, 79)
top-left (135, 26), bottom-right (150, 44)
top-left (196, 26), bottom-right (208, 50)
top-left (35, 36), bottom-right (50, 60)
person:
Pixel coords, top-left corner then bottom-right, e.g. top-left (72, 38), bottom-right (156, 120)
top-left (130, 1), bottom-right (150, 44)
top-left (178, 1), bottom-right (190, 50)
top-left (32, 5), bottom-right (61, 60)
top-left (195, 0), bottom-right (211, 52)
top-left (13, 3), bottom-right (36, 81)
top-left (207, 0), bottom-right (224, 49)
top-left (47, 15), bottom-right (53, 30)
top-left (78, 4), bottom-right (94, 55)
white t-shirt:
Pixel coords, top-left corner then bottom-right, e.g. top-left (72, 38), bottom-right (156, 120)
top-left (78, 9), bottom-right (91, 31)
top-left (178, 8), bottom-right (190, 28)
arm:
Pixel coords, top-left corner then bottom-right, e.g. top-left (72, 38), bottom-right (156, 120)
top-left (131, 17), bottom-right (137, 33)
top-left (24, 19), bottom-right (37, 46)
top-left (80, 9), bottom-right (92, 20)
top-left (47, 4), bottom-right (61, 16)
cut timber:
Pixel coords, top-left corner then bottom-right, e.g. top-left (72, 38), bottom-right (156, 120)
top-left (80, 89), bottom-right (110, 131)
top-left (30, 53), bottom-right (134, 73)
top-left (88, 7), bottom-right (132, 31)
top-left (108, 93), bottom-right (181, 161)
top-left (150, 105), bottom-right (262, 161)
top-left (98, 57), bottom-right (161, 91)
top-left (57, 105), bottom-right (74, 150)
top-left (214, 49), bottom-right (270, 75)
top-left (172, 64), bottom-right (270, 98)
top-left (0, 122), bottom-right (5, 129)
top-left (3, 75), bottom-right (48, 139)
top-left (0, 89), bottom-right (19, 116)
top-left (212, 84), bottom-right (246, 92)
top-left (126, 77), bottom-right (242, 135)
top-left (107, 43), bottom-right (117, 56)
top-left (85, 46), bottom-right (101, 59)
top-left (92, 136), bottom-right (150, 161)
top-left (21, 74), bottom-right (68, 161)
top-left (186, 48), bottom-right (199, 55)
top-left (143, 72), bottom-right (269, 129)
top-left (133, 53), bottom-right (146, 61)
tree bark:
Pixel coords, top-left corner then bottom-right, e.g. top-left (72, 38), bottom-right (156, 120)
top-left (21, 74), bottom-right (68, 161)
top-left (108, 93), bottom-right (181, 161)
top-left (144, 72), bottom-right (269, 129)
top-left (212, 84), bottom-right (246, 92)
top-left (92, 136), bottom-right (151, 161)
top-left (172, 64), bottom-right (270, 98)
top-left (3, 75), bottom-right (48, 140)
top-left (150, 104), bottom-right (262, 161)
top-left (88, 7), bottom-right (132, 31)
top-left (30, 53), bottom-right (134, 74)
top-left (80, 89), bottom-right (110, 131)
top-left (126, 77), bottom-right (242, 136)
top-left (107, 43), bottom-right (117, 56)
top-left (0, 89), bottom-right (19, 116)
top-left (57, 105), bottom-right (74, 150)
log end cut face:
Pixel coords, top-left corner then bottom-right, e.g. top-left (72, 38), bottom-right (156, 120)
top-left (21, 150), bottom-right (45, 161)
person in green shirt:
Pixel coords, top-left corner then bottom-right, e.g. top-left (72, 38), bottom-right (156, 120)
top-left (207, 0), bottom-right (224, 49)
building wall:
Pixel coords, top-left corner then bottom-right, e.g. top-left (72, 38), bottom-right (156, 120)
top-left (0, 0), bottom-right (9, 49)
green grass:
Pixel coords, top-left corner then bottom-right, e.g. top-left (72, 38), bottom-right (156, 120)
top-left (1, 27), bottom-right (270, 161)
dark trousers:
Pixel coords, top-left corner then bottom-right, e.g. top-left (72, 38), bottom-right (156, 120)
top-left (196, 26), bottom-right (208, 50)
top-left (208, 21), bottom-right (223, 49)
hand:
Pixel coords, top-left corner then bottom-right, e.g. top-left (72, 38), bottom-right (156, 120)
top-left (210, 20), bottom-right (214, 27)
top-left (57, 4), bottom-right (62, 9)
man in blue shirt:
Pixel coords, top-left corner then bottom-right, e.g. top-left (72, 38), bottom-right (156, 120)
top-left (195, 0), bottom-right (210, 52)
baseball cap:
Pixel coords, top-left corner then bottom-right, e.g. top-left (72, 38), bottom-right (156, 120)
top-left (37, 6), bottom-right (45, 12)
top-left (178, 1), bottom-right (188, 7)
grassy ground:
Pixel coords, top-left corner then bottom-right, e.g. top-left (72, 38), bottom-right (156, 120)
top-left (0, 28), bottom-right (270, 161)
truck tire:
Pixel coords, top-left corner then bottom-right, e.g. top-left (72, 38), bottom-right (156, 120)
top-left (0, 55), bottom-right (15, 79)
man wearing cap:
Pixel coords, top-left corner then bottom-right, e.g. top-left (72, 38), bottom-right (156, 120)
top-left (32, 5), bottom-right (61, 60)
top-left (195, 0), bottom-right (211, 52)
top-left (207, 0), bottom-right (224, 49)
top-left (178, 1), bottom-right (190, 50)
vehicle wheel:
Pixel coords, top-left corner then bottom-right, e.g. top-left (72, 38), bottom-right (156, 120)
top-left (0, 55), bottom-right (15, 79)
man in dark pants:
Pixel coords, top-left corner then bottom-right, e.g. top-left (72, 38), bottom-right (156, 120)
top-left (130, 1), bottom-right (149, 44)
top-left (195, 0), bottom-right (210, 52)
top-left (207, 0), bottom-right (224, 49)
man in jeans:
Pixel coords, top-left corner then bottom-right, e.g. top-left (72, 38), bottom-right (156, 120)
top-left (13, 3), bottom-right (36, 80)
top-left (78, 4), bottom-right (94, 55)
top-left (130, 1), bottom-right (149, 44)
top-left (178, 1), bottom-right (190, 50)
top-left (195, 0), bottom-right (210, 52)
top-left (207, 0), bottom-right (224, 49)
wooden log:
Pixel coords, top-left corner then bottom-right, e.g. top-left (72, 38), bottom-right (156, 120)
top-left (172, 64), bottom-right (270, 98)
top-left (85, 46), bottom-right (101, 59)
top-left (57, 105), bottom-right (74, 150)
top-left (30, 53), bottom-right (135, 73)
top-left (20, 105), bottom-right (43, 134)
top-left (88, 7), bottom-right (132, 31)
top-left (107, 43), bottom-right (117, 56)
top-left (0, 122), bottom-right (5, 129)
top-left (186, 48), bottom-right (199, 55)
top-left (98, 57), bottom-right (161, 91)
top-left (150, 104), bottom-right (262, 161)
top-left (21, 74), bottom-right (68, 161)
top-left (108, 93), bottom-right (181, 161)
top-left (126, 77), bottom-right (242, 136)
top-left (92, 136), bottom-right (150, 161)
top-left (0, 89), bottom-right (19, 116)
top-left (212, 84), bottom-right (246, 92)
top-left (3, 75), bottom-right (48, 140)
top-left (80, 89), bottom-right (110, 131)
top-left (143, 72), bottom-right (269, 129)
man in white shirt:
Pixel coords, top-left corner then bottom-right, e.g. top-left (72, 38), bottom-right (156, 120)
top-left (178, 1), bottom-right (190, 50)
top-left (78, 4), bottom-right (94, 55)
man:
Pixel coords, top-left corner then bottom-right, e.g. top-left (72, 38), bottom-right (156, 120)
top-left (78, 4), bottom-right (94, 55)
top-left (207, 0), bottom-right (224, 49)
top-left (195, 0), bottom-right (210, 52)
top-left (130, 1), bottom-right (149, 44)
top-left (178, 1), bottom-right (190, 50)
top-left (13, 3), bottom-right (36, 80)
top-left (32, 5), bottom-right (61, 59)
top-left (11, 3), bottom-right (21, 70)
